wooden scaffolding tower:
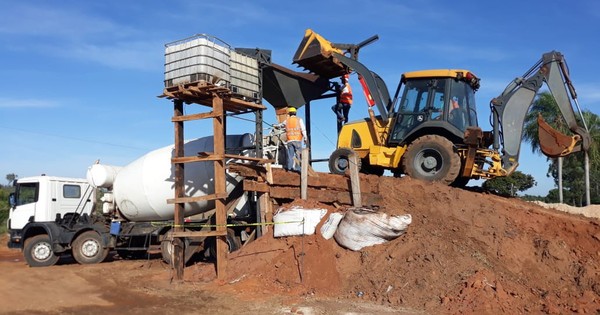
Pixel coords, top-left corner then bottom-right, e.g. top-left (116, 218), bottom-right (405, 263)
top-left (160, 82), bottom-right (266, 280)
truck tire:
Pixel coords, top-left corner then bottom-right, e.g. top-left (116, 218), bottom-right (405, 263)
top-left (23, 234), bottom-right (60, 267)
top-left (208, 229), bottom-right (242, 259)
top-left (329, 148), bottom-right (360, 175)
top-left (402, 135), bottom-right (460, 185)
top-left (72, 231), bottom-right (108, 265)
top-left (160, 230), bottom-right (200, 266)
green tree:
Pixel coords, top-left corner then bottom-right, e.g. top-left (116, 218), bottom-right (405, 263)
top-left (522, 92), bottom-right (600, 204)
top-left (0, 186), bottom-right (12, 234)
top-left (5, 173), bottom-right (17, 186)
top-left (483, 171), bottom-right (536, 197)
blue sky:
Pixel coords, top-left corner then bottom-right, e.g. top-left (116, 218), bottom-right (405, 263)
top-left (1, 0), bottom-right (599, 196)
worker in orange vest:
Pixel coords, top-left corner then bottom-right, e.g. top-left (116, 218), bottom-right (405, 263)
top-left (331, 74), bottom-right (353, 132)
top-left (339, 73), bottom-right (353, 123)
top-left (275, 107), bottom-right (307, 171)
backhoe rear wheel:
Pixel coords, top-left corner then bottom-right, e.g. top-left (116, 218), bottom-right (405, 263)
top-left (402, 135), bottom-right (460, 185)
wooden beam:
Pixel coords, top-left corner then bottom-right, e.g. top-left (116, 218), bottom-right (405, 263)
top-left (167, 193), bottom-right (228, 204)
top-left (172, 111), bottom-right (219, 122)
top-left (170, 230), bottom-right (227, 238)
top-left (268, 186), bottom-right (382, 206)
top-left (301, 148), bottom-right (308, 200)
top-left (349, 153), bottom-right (362, 207)
top-left (173, 99), bottom-right (185, 280)
top-left (243, 179), bottom-right (269, 192)
top-left (212, 95), bottom-right (227, 280)
top-left (172, 155), bottom-right (225, 163)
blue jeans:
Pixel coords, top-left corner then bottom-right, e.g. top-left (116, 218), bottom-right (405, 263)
top-left (285, 141), bottom-right (302, 171)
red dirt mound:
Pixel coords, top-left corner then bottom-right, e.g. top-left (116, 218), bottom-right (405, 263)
top-left (190, 176), bottom-right (600, 314)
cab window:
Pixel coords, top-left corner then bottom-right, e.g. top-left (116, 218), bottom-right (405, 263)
top-left (16, 182), bottom-right (39, 206)
top-left (63, 185), bottom-right (81, 199)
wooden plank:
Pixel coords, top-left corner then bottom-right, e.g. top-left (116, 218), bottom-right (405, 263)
top-left (173, 99), bottom-right (185, 280)
top-left (223, 154), bottom-right (273, 164)
top-left (212, 95), bottom-right (227, 281)
top-left (243, 179), bottom-right (269, 192)
top-left (269, 186), bottom-right (383, 206)
top-left (172, 155), bottom-right (224, 163)
top-left (228, 163), bottom-right (267, 179)
top-left (349, 153), bottom-right (362, 207)
top-left (258, 192), bottom-right (272, 235)
top-left (171, 111), bottom-right (219, 122)
top-left (265, 163), bottom-right (273, 184)
top-left (301, 148), bottom-right (308, 200)
top-left (167, 193), bottom-right (228, 204)
top-left (170, 230), bottom-right (227, 238)
top-left (270, 168), bottom-right (379, 193)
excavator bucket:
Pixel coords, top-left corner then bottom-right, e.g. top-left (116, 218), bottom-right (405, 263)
top-left (292, 29), bottom-right (347, 79)
top-left (537, 114), bottom-right (581, 158)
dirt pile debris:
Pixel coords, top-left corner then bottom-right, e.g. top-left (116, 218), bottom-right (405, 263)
top-left (192, 176), bottom-right (600, 314)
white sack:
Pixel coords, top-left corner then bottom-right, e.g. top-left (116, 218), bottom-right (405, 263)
top-left (334, 208), bottom-right (412, 251)
top-left (273, 206), bottom-right (327, 237)
top-left (320, 212), bottom-right (344, 240)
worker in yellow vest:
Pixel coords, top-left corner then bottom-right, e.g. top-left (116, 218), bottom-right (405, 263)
top-left (275, 107), bottom-right (307, 171)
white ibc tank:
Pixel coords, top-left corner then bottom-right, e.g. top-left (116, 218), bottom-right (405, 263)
top-left (111, 134), bottom-right (253, 221)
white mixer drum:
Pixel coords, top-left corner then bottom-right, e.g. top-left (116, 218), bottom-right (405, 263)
top-left (112, 134), bottom-right (253, 221)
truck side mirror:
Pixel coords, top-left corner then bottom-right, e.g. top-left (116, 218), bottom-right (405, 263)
top-left (8, 193), bottom-right (15, 207)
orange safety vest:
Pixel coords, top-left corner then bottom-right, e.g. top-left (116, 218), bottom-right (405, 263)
top-left (286, 116), bottom-right (303, 141)
top-left (340, 82), bottom-right (353, 105)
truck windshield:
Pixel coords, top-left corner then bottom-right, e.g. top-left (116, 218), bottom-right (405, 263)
top-left (15, 182), bottom-right (39, 206)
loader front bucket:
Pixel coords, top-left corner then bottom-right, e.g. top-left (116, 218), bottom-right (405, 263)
top-left (292, 29), bottom-right (347, 79)
top-left (538, 114), bottom-right (581, 158)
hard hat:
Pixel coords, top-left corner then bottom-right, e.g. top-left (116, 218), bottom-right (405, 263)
top-left (288, 107), bottom-right (297, 114)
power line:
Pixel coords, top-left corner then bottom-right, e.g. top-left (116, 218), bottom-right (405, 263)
top-left (0, 125), bottom-right (149, 151)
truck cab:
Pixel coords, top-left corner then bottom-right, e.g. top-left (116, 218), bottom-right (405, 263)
top-left (7, 175), bottom-right (97, 266)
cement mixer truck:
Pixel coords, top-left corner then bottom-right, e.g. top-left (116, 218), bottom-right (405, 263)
top-left (6, 134), bottom-right (255, 267)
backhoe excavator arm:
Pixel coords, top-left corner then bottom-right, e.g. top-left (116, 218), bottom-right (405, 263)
top-left (490, 51), bottom-right (591, 174)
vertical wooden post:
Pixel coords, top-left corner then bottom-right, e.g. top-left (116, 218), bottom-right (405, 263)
top-left (301, 148), bottom-right (308, 200)
top-left (212, 95), bottom-right (227, 280)
top-left (349, 153), bottom-right (362, 207)
top-left (173, 99), bottom-right (185, 280)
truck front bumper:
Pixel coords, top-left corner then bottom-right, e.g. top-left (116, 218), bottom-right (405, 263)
top-left (7, 229), bottom-right (23, 249)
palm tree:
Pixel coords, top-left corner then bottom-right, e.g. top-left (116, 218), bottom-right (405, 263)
top-left (522, 91), bottom-right (568, 202)
top-left (523, 92), bottom-right (598, 204)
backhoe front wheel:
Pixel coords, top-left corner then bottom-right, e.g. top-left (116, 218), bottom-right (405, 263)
top-left (402, 135), bottom-right (461, 185)
top-left (329, 148), bottom-right (360, 175)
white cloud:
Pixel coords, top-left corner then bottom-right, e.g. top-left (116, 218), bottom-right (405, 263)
top-left (0, 98), bottom-right (60, 108)
top-left (0, 4), bottom-right (133, 39)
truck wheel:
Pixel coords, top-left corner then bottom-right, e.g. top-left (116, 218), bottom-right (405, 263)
top-left (24, 234), bottom-right (60, 267)
top-left (329, 148), bottom-right (360, 175)
top-left (160, 231), bottom-right (199, 265)
top-left (72, 231), bottom-right (108, 264)
top-left (402, 135), bottom-right (460, 185)
top-left (209, 229), bottom-right (242, 259)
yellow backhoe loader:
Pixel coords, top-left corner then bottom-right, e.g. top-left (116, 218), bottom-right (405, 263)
top-left (293, 29), bottom-right (591, 186)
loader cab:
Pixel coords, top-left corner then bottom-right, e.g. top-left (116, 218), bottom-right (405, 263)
top-left (389, 70), bottom-right (480, 145)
